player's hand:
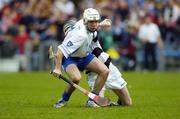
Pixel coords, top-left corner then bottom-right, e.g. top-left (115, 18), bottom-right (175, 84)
top-left (51, 68), bottom-right (62, 77)
top-left (99, 19), bottom-right (112, 27)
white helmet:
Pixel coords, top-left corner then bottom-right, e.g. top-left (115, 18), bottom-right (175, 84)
top-left (83, 8), bottom-right (100, 23)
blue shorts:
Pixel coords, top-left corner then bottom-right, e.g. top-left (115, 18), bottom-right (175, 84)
top-left (62, 53), bottom-right (95, 71)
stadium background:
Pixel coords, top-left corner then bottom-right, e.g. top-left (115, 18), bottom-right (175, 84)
top-left (0, 0), bottom-right (180, 72)
top-left (0, 1), bottom-right (180, 119)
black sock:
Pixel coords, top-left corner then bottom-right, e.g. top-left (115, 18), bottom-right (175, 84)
top-left (117, 100), bottom-right (122, 105)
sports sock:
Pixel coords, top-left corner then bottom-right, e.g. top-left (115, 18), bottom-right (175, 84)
top-left (62, 91), bottom-right (70, 101)
top-left (91, 91), bottom-right (99, 95)
top-left (117, 100), bottom-right (122, 105)
top-left (89, 91), bottom-right (99, 101)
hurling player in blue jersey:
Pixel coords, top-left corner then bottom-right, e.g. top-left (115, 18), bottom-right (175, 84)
top-left (52, 8), bottom-right (110, 108)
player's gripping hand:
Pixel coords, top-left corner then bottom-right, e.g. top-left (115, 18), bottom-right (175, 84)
top-left (52, 68), bottom-right (62, 77)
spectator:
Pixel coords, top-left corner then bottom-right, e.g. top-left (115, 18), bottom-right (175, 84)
top-left (138, 15), bottom-right (163, 70)
top-left (13, 25), bottom-right (29, 71)
top-left (0, 0), bottom-right (180, 71)
top-left (0, 7), bottom-right (17, 33)
top-left (25, 31), bottom-right (42, 71)
top-left (0, 32), bottom-right (16, 58)
top-left (14, 25), bottom-right (29, 54)
top-left (53, 0), bottom-right (75, 19)
top-left (117, 24), bottom-right (137, 71)
top-left (41, 24), bottom-right (59, 70)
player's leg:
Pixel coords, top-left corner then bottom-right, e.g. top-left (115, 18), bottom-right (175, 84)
top-left (85, 57), bottom-right (108, 107)
top-left (86, 72), bottom-right (106, 107)
top-left (112, 87), bottom-right (132, 106)
top-left (105, 63), bottom-right (132, 106)
top-left (63, 64), bottom-right (81, 98)
top-left (86, 57), bottom-right (109, 95)
top-left (87, 72), bottom-right (106, 97)
top-left (55, 64), bottom-right (81, 108)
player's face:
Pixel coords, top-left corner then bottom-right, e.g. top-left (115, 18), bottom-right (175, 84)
top-left (87, 21), bottom-right (99, 32)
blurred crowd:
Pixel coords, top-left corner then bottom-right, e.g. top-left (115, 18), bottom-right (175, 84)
top-left (0, 0), bottom-right (180, 72)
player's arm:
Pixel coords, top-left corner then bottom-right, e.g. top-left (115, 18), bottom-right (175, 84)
top-left (91, 38), bottom-right (111, 67)
top-left (98, 18), bottom-right (112, 31)
top-left (155, 25), bottom-right (163, 49)
top-left (99, 19), bottom-right (112, 27)
top-left (52, 49), bottom-right (64, 77)
top-left (92, 47), bottom-right (111, 68)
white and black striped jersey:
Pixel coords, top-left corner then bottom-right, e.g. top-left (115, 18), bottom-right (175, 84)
top-left (89, 35), bottom-right (111, 68)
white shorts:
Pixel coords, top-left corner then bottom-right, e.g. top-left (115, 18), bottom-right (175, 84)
top-left (87, 63), bottom-right (127, 90)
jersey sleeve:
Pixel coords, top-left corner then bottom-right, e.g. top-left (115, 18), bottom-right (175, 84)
top-left (90, 40), bottom-right (102, 51)
top-left (91, 40), bottom-right (110, 64)
top-left (58, 33), bottom-right (85, 58)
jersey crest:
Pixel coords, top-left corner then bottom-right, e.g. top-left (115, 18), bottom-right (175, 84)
top-left (67, 41), bottom-right (73, 47)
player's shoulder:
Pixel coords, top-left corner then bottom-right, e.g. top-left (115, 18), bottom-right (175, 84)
top-left (72, 19), bottom-right (87, 36)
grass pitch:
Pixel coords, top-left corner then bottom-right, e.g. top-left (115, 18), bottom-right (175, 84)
top-left (0, 71), bottom-right (180, 119)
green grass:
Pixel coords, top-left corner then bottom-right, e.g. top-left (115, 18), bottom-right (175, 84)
top-left (0, 71), bottom-right (180, 119)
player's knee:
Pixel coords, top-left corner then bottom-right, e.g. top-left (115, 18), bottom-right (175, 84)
top-left (124, 99), bottom-right (132, 106)
top-left (70, 74), bottom-right (81, 82)
top-left (102, 68), bottom-right (109, 77)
